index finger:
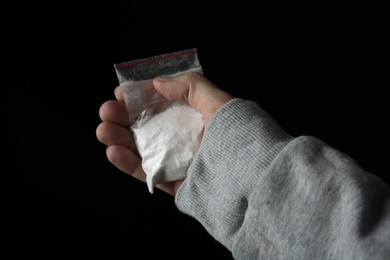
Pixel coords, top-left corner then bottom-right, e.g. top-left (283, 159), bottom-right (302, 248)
top-left (114, 86), bottom-right (125, 103)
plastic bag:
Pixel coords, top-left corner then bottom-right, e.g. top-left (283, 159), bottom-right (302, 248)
top-left (114, 48), bottom-right (204, 193)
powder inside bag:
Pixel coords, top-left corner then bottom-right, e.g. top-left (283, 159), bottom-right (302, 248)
top-left (131, 103), bottom-right (204, 194)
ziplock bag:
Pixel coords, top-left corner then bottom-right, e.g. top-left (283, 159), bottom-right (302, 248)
top-left (114, 48), bottom-right (204, 194)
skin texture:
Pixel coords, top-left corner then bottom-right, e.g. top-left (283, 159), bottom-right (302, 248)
top-left (96, 72), bottom-right (234, 195)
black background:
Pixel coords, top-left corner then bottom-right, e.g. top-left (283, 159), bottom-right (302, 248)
top-left (3, 2), bottom-right (389, 259)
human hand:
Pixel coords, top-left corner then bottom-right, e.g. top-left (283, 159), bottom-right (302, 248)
top-left (96, 72), bottom-right (234, 196)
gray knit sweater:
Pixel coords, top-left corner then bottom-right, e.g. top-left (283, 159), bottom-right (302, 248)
top-left (175, 99), bottom-right (390, 260)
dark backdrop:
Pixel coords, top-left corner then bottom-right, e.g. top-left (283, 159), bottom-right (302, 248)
top-left (3, 2), bottom-right (388, 259)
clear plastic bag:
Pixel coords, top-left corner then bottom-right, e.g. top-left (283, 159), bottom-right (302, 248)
top-left (114, 48), bottom-right (204, 193)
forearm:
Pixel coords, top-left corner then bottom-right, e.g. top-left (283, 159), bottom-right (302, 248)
top-left (233, 136), bottom-right (390, 259)
top-left (175, 98), bottom-right (293, 248)
top-left (175, 99), bottom-right (390, 259)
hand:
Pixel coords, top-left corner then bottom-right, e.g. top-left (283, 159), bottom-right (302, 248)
top-left (96, 72), bottom-right (234, 196)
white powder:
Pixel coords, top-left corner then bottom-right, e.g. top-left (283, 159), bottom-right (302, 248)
top-left (131, 102), bottom-right (204, 194)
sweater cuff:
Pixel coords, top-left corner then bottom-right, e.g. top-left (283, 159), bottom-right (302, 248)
top-left (175, 98), bottom-right (293, 249)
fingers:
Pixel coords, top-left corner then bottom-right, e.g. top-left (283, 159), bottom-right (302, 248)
top-left (97, 86), bottom-right (148, 189)
top-left (114, 86), bottom-right (125, 103)
top-left (153, 72), bottom-right (234, 125)
top-left (96, 121), bottom-right (138, 152)
top-left (106, 145), bottom-right (146, 183)
top-left (99, 100), bottom-right (129, 127)
top-left (106, 144), bottom-right (184, 196)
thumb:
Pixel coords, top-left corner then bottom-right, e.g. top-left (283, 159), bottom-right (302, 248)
top-left (153, 73), bottom-right (192, 103)
top-left (153, 72), bottom-right (233, 125)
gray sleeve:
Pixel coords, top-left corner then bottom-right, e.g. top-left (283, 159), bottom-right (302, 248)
top-left (175, 98), bottom-right (390, 260)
